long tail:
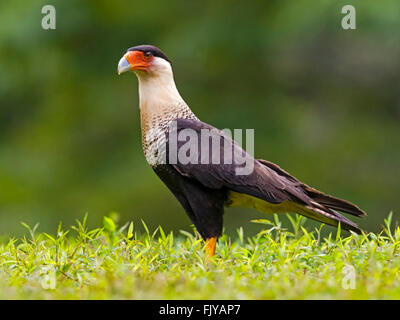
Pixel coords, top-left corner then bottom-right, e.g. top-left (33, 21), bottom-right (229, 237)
top-left (299, 201), bottom-right (363, 234)
top-left (303, 185), bottom-right (366, 218)
top-left (257, 159), bottom-right (366, 233)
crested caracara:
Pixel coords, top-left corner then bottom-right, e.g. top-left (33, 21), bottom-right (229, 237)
top-left (117, 45), bottom-right (366, 256)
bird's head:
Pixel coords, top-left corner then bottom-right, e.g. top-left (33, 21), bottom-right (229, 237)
top-left (117, 45), bottom-right (185, 110)
top-left (117, 45), bottom-right (171, 77)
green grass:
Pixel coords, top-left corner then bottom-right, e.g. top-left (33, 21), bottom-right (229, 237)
top-left (0, 213), bottom-right (399, 299)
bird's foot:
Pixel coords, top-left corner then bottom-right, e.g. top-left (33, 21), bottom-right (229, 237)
top-left (205, 237), bottom-right (217, 257)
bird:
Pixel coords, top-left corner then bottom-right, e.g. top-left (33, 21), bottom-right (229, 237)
top-left (117, 44), bottom-right (366, 256)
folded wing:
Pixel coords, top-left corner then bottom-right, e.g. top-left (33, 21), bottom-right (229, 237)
top-left (166, 118), bottom-right (365, 233)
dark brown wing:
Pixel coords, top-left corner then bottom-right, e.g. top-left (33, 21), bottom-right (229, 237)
top-left (165, 118), bottom-right (365, 233)
top-left (168, 118), bottom-right (311, 206)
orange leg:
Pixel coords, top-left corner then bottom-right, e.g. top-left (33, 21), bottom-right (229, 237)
top-left (205, 237), bottom-right (217, 256)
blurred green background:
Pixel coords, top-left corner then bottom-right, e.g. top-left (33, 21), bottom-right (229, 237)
top-left (0, 0), bottom-right (399, 237)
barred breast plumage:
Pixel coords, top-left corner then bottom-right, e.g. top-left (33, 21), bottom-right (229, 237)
top-left (140, 102), bottom-right (198, 167)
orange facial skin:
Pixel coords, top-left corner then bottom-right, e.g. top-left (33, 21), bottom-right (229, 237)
top-left (125, 51), bottom-right (152, 71)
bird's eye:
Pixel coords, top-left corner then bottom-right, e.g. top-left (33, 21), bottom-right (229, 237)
top-left (144, 51), bottom-right (153, 58)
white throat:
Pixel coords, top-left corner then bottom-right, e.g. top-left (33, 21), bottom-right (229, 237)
top-left (134, 58), bottom-right (198, 166)
top-left (136, 58), bottom-right (185, 114)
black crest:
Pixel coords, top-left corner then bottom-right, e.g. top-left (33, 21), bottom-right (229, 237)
top-left (127, 45), bottom-right (171, 63)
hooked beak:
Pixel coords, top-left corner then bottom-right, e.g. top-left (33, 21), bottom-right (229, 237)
top-left (118, 56), bottom-right (131, 75)
top-left (117, 51), bottom-right (150, 75)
